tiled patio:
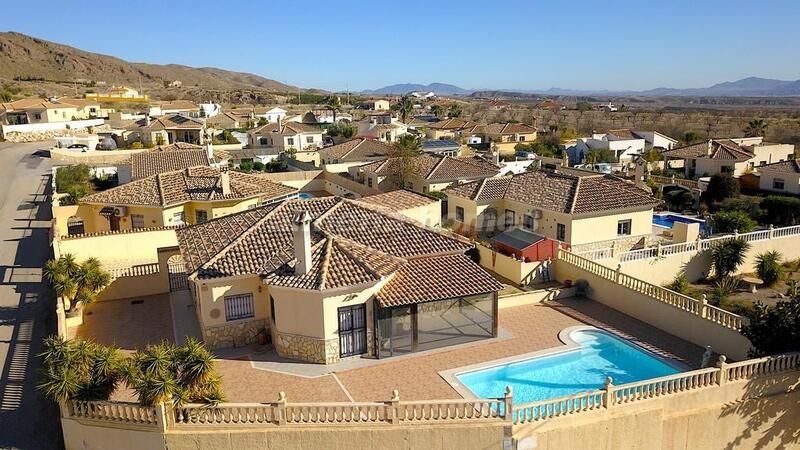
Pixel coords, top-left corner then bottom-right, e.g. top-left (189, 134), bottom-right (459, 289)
top-left (70, 294), bottom-right (175, 351)
top-left (214, 299), bottom-right (707, 403)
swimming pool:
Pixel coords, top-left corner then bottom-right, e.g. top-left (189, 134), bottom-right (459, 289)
top-left (296, 193), bottom-right (314, 199)
top-left (653, 213), bottom-right (707, 233)
top-left (456, 328), bottom-right (680, 404)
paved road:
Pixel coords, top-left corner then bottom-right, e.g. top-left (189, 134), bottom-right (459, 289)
top-left (0, 141), bottom-right (62, 449)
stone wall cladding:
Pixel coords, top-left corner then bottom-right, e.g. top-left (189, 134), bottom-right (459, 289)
top-left (203, 319), bottom-right (268, 350)
top-left (275, 332), bottom-right (340, 364)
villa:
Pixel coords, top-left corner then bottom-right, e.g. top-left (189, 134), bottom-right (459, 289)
top-left (444, 168), bottom-right (659, 251)
top-left (117, 142), bottom-right (229, 182)
top-left (661, 137), bottom-right (794, 178)
top-left (247, 120), bottom-right (324, 164)
top-left (352, 153), bottom-right (501, 194)
top-left (356, 111), bottom-right (409, 143)
top-left (54, 167), bottom-right (296, 236)
top-left (126, 114), bottom-right (212, 146)
top-left (318, 137), bottom-right (394, 165)
top-left (756, 158), bottom-right (800, 194)
top-left (463, 122), bottom-right (538, 154)
top-left (174, 196), bottom-right (502, 360)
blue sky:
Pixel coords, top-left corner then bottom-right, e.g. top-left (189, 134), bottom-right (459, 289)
top-left (2, 0), bottom-right (798, 92)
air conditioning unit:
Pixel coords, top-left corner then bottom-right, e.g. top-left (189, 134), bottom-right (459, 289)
top-left (112, 206), bottom-right (127, 217)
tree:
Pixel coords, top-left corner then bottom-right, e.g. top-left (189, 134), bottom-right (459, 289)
top-left (327, 122), bottom-right (356, 138)
top-left (710, 238), bottom-right (750, 279)
top-left (682, 131), bottom-right (700, 145)
top-left (703, 173), bottom-right (739, 204)
top-left (44, 255), bottom-right (111, 314)
top-left (387, 134), bottom-right (422, 189)
top-left (38, 336), bottom-right (123, 403)
top-left (284, 147), bottom-right (297, 159)
top-left (760, 195), bottom-right (800, 226)
top-left (124, 339), bottom-right (224, 406)
top-left (393, 96), bottom-right (414, 123)
top-left (447, 104), bottom-right (462, 118)
top-left (55, 164), bottom-right (93, 205)
top-left (709, 210), bottom-right (756, 233)
top-left (238, 160), bottom-right (254, 172)
top-left (743, 119), bottom-right (768, 138)
top-left (575, 101), bottom-right (592, 112)
top-left (741, 297), bottom-right (800, 356)
top-left (430, 104), bottom-right (443, 117)
top-left (665, 189), bottom-right (694, 212)
top-left (755, 251), bottom-right (784, 286)
top-left (257, 117), bottom-right (268, 126)
top-left (585, 148), bottom-right (616, 164)
top-left (252, 161), bottom-right (265, 172)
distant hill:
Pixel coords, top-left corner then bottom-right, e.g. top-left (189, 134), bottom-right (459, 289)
top-left (0, 32), bottom-right (297, 93)
top-left (362, 83), bottom-right (473, 96)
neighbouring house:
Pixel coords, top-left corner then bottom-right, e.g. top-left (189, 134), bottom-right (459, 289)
top-left (661, 137), bottom-right (795, 178)
top-left (57, 98), bottom-right (108, 119)
top-left (247, 120), bottom-right (324, 164)
top-left (55, 167), bottom-right (297, 236)
top-left (353, 154), bottom-right (500, 194)
top-left (85, 86), bottom-right (148, 102)
top-left (464, 123), bottom-right (538, 155)
top-left (117, 142), bottom-right (228, 183)
top-left (205, 111), bottom-right (241, 130)
top-left (756, 159), bottom-right (800, 195)
top-left (489, 228), bottom-right (566, 262)
top-left (488, 99), bottom-right (511, 110)
top-left (174, 196), bottom-right (502, 360)
top-left (358, 189), bottom-right (442, 228)
top-left (356, 112), bottom-right (409, 143)
top-left (126, 114), bottom-right (211, 146)
top-left (424, 118), bottom-right (478, 140)
top-left (256, 107), bottom-right (288, 123)
top-left (566, 130), bottom-right (647, 164)
top-left (444, 168), bottom-right (659, 251)
top-left (153, 101), bottom-right (199, 117)
top-left (0, 98), bottom-right (82, 124)
top-left (357, 99), bottom-right (391, 111)
top-left (626, 130), bottom-right (679, 151)
top-left (319, 138), bottom-right (394, 165)
top-left (421, 139), bottom-right (461, 156)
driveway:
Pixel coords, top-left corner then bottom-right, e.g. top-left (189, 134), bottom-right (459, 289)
top-left (0, 141), bottom-right (62, 449)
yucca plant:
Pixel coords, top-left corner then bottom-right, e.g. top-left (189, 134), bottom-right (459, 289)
top-left (666, 272), bottom-right (690, 294)
top-left (755, 251), bottom-right (784, 286)
top-left (38, 336), bottom-right (122, 403)
top-left (43, 254), bottom-right (111, 313)
top-left (787, 280), bottom-right (800, 299)
top-left (711, 238), bottom-right (750, 280)
top-left (710, 276), bottom-right (741, 306)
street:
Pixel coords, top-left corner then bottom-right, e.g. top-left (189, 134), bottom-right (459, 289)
top-left (0, 141), bottom-right (62, 449)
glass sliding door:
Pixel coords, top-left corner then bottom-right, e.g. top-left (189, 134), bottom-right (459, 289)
top-left (376, 305), bottom-right (413, 358)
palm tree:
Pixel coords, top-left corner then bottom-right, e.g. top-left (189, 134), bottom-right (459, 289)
top-left (394, 96), bottom-right (414, 123)
top-left (44, 254), bottom-right (111, 313)
top-left (743, 119), bottom-right (768, 138)
top-left (682, 131), bottom-right (700, 145)
top-left (447, 104), bottom-right (463, 118)
top-left (38, 336), bottom-right (123, 403)
top-left (387, 134), bottom-right (422, 189)
top-left (430, 104), bottom-right (443, 117)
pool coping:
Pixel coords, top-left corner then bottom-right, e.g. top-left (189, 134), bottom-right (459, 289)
top-left (438, 325), bottom-right (690, 400)
top-left (653, 212), bottom-right (707, 230)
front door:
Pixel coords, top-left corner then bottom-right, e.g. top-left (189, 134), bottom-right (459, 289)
top-left (338, 304), bottom-right (367, 358)
top-left (109, 215), bottom-right (120, 232)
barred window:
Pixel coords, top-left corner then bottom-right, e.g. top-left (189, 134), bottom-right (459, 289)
top-left (131, 214), bottom-right (145, 229)
top-left (224, 293), bottom-right (254, 321)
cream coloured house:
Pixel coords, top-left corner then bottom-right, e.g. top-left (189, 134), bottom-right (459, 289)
top-left (55, 167), bottom-right (296, 236)
top-left (0, 98), bottom-right (83, 124)
top-left (356, 112), bottom-right (409, 143)
top-left (444, 168), bottom-right (659, 251)
top-left (175, 197), bottom-right (501, 362)
top-left (247, 120), bottom-right (324, 164)
top-left (757, 159), bottom-right (800, 195)
top-left (661, 137), bottom-right (794, 178)
top-left (352, 154), bottom-right (501, 194)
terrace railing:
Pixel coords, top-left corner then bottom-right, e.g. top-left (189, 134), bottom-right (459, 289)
top-left (558, 249), bottom-right (745, 330)
top-left (107, 262), bottom-right (160, 279)
top-left (61, 353), bottom-right (800, 431)
top-left (613, 225), bottom-right (800, 263)
top-left (650, 175), bottom-right (703, 191)
top-left (512, 352), bottom-right (800, 426)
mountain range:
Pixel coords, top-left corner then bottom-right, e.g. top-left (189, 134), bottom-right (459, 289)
top-left (0, 32), bottom-right (297, 93)
top-left (367, 77), bottom-right (800, 97)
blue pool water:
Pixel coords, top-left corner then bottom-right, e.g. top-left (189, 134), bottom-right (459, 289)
top-left (297, 193), bottom-right (314, 199)
top-left (653, 214), bottom-right (707, 233)
top-left (457, 329), bottom-right (680, 404)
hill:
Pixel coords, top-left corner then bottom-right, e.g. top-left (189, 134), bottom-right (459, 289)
top-left (362, 83), bottom-right (472, 95)
top-left (0, 32), bottom-right (297, 93)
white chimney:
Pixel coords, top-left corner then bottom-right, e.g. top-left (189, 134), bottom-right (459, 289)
top-left (145, 115), bottom-right (151, 126)
top-left (206, 142), bottom-right (214, 161)
top-left (277, 116), bottom-right (282, 130)
top-left (292, 210), bottom-right (312, 275)
top-left (220, 169), bottom-right (231, 195)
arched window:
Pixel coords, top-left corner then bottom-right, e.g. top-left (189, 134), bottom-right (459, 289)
top-left (67, 216), bottom-right (85, 236)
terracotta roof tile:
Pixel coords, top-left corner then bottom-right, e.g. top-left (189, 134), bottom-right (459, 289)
top-left (363, 155), bottom-right (499, 182)
top-left (130, 149), bottom-right (209, 180)
top-left (759, 159), bottom-right (800, 173)
top-left (320, 138), bottom-right (393, 162)
top-left (662, 139), bottom-right (754, 161)
top-left (359, 190), bottom-right (437, 212)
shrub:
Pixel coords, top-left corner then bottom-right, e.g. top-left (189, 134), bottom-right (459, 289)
top-left (755, 251), bottom-right (784, 286)
top-left (760, 195), bottom-right (800, 226)
top-left (711, 238), bottom-right (750, 279)
top-left (719, 197), bottom-right (763, 219)
top-left (741, 297), bottom-right (800, 356)
top-left (664, 189), bottom-right (694, 212)
top-left (252, 161), bottom-right (265, 172)
top-left (709, 276), bottom-right (740, 306)
top-left (38, 337), bottom-right (123, 403)
top-left (238, 160), bottom-right (254, 172)
top-left (129, 141), bottom-right (144, 149)
top-left (265, 159), bottom-right (288, 173)
top-left (709, 210), bottom-right (756, 233)
top-left (666, 272), bottom-right (689, 294)
top-left (703, 173), bottom-right (739, 204)
top-left (44, 254), bottom-right (111, 313)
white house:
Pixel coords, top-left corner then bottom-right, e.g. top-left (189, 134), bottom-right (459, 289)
top-left (357, 112), bottom-right (408, 143)
top-left (256, 107), bottom-right (287, 123)
top-left (662, 137), bottom-right (795, 178)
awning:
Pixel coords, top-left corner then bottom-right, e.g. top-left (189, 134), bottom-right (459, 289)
top-left (98, 206), bottom-right (115, 217)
